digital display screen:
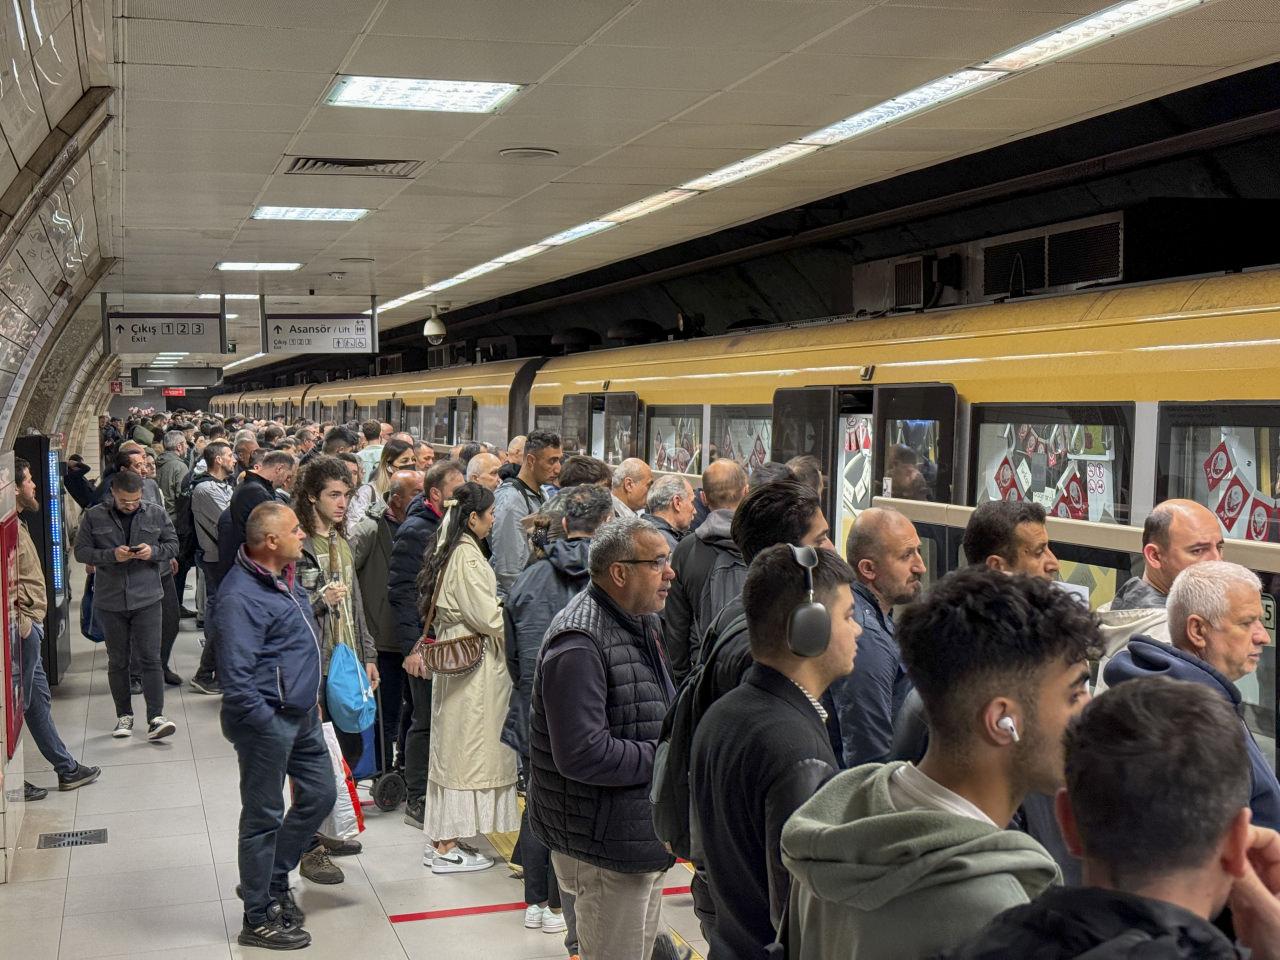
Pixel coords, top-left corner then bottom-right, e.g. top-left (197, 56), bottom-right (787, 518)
top-left (47, 449), bottom-right (63, 594)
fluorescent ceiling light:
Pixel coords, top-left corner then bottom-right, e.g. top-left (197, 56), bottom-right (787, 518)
top-left (798, 69), bottom-right (1007, 146)
top-left (225, 314), bottom-right (238, 320)
top-left (541, 221), bottom-right (617, 246)
top-left (198, 293), bottom-right (259, 300)
top-left (252, 206), bottom-right (369, 222)
top-left (681, 143), bottom-right (821, 192)
top-left (373, 289), bottom-right (430, 313)
top-left (224, 352), bottom-right (266, 370)
top-left (146, 379), bottom-right (165, 383)
top-left (217, 262), bottom-right (301, 271)
top-left (327, 75), bottom-right (522, 113)
top-left (985, 0), bottom-right (1203, 71)
top-left (495, 244), bottom-right (550, 264)
top-left (425, 276), bottom-right (467, 292)
top-left (601, 189), bottom-right (701, 223)
top-left (450, 261), bottom-right (506, 283)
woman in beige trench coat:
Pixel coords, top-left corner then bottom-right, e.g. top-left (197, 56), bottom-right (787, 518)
top-left (415, 481), bottom-right (519, 874)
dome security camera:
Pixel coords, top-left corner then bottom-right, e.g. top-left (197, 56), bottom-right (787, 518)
top-left (423, 305), bottom-right (446, 345)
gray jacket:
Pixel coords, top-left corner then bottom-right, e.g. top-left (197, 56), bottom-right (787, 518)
top-left (73, 500), bottom-right (178, 612)
top-left (190, 474), bottom-right (233, 561)
top-left (155, 450), bottom-right (187, 520)
top-left (489, 476), bottom-right (546, 598)
top-left (350, 497), bottom-right (399, 655)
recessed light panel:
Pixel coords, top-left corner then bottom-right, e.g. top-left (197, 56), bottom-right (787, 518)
top-left (985, 0), bottom-right (1203, 71)
top-left (252, 206), bottom-right (369, 221)
top-left (198, 293), bottom-right (259, 300)
top-left (681, 143), bottom-right (820, 191)
top-left (216, 262), bottom-right (302, 271)
top-left (540, 221), bottom-right (617, 246)
top-left (495, 244), bottom-right (550, 264)
top-left (601, 189), bottom-right (701, 223)
top-left (327, 75), bottom-right (522, 113)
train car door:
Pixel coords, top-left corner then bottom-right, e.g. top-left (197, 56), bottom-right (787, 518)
top-left (560, 393), bottom-right (641, 465)
top-left (873, 383), bottom-right (959, 507)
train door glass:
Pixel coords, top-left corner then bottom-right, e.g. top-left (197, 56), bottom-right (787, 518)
top-left (1158, 402), bottom-right (1280, 761)
top-left (834, 391), bottom-right (874, 551)
top-left (874, 384), bottom-right (957, 504)
top-left (603, 393), bottom-right (640, 466)
top-left (970, 404), bottom-right (1134, 524)
top-left (648, 404), bottom-right (702, 474)
top-left (406, 405), bottom-right (423, 440)
top-left (561, 395), bottom-right (589, 455)
top-left (357, 405), bottom-right (374, 423)
top-left (589, 395), bottom-right (606, 460)
top-left (534, 405), bottom-right (562, 437)
top-left (709, 404), bottom-right (772, 468)
top-left (432, 398), bottom-right (452, 444)
top-left (455, 397), bottom-right (475, 442)
top-left (387, 399), bottom-right (404, 431)
top-left (771, 388), bottom-right (833, 473)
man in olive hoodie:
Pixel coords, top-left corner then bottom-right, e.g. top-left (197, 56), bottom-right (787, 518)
top-left (781, 568), bottom-right (1101, 960)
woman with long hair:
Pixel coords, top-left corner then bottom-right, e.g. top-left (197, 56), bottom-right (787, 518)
top-left (414, 481), bottom-right (518, 874)
top-left (348, 437), bottom-right (415, 525)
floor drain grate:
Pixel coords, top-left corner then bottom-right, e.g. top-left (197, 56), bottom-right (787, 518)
top-left (37, 829), bottom-right (107, 849)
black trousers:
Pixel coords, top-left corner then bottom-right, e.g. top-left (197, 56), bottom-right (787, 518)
top-left (99, 601), bottom-right (164, 720)
top-left (403, 671), bottom-right (433, 803)
top-left (132, 573), bottom-right (178, 677)
top-left (194, 561), bottom-right (220, 683)
top-left (375, 650), bottom-right (407, 773)
top-left (518, 801), bottom-right (560, 908)
top-left (319, 679), bottom-right (364, 771)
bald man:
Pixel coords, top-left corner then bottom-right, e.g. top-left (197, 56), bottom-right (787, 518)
top-left (1095, 498), bottom-right (1225, 691)
top-left (466, 451), bottom-right (502, 491)
top-left (611, 458), bottom-right (654, 518)
top-left (830, 508), bottom-right (926, 766)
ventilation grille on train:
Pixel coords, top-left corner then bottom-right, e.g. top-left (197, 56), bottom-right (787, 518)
top-left (894, 258), bottom-right (925, 309)
top-left (983, 220), bottom-right (1121, 298)
top-left (284, 156), bottom-right (425, 178)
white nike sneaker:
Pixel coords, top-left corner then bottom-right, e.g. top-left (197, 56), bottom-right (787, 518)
top-left (541, 907), bottom-right (567, 934)
top-left (430, 846), bottom-right (494, 875)
top-left (524, 904), bottom-right (544, 929)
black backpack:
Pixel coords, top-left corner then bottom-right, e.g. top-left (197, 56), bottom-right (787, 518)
top-left (650, 607), bottom-right (748, 860)
top-left (173, 470), bottom-right (201, 564)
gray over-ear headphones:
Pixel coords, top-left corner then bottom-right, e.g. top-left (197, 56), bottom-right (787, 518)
top-left (786, 544), bottom-right (833, 658)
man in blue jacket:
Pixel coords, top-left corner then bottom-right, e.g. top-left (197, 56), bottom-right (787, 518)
top-left (213, 502), bottom-right (335, 952)
top-left (1104, 559), bottom-right (1279, 829)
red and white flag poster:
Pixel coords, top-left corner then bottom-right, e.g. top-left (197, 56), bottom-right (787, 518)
top-left (749, 434), bottom-right (767, 469)
top-left (1216, 474), bottom-right (1250, 532)
top-left (994, 456), bottom-right (1019, 500)
top-left (1245, 497), bottom-right (1275, 542)
top-left (1054, 468), bottom-right (1088, 520)
top-left (1203, 440), bottom-right (1234, 492)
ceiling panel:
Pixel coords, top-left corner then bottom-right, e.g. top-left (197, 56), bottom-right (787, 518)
top-left (544, 43), bottom-right (781, 91)
top-left (255, 174), bottom-right (414, 208)
top-left (630, 120), bottom-right (816, 151)
top-left (1065, 17), bottom-right (1280, 67)
top-left (345, 35), bottom-right (573, 84)
top-left (380, 194), bottom-right (517, 223)
top-left (302, 104), bottom-right (494, 141)
top-left (125, 64), bottom-right (332, 105)
top-left (882, 0), bottom-right (1110, 10)
top-left (597, 0), bottom-right (866, 51)
top-left (675, 90), bottom-right (880, 128)
top-left (805, 6), bottom-right (1077, 60)
top-left (553, 163), bottom-right (712, 186)
top-left (735, 53), bottom-right (974, 99)
top-left (125, 149), bottom-right (282, 175)
top-left (128, 0), bottom-right (383, 31)
top-left (983, 62), bottom-right (1209, 101)
top-left (905, 92), bottom-right (1110, 129)
top-left (125, 19), bottom-right (356, 73)
top-left (125, 99), bottom-right (312, 133)
top-left (124, 128), bottom-right (294, 158)
top-left (1179, 0), bottom-right (1280, 22)
top-left (371, 0), bottom-right (634, 44)
top-left (506, 83), bottom-right (709, 122)
top-left (407, 161), bottom-right (581, 199)
top-left (287, 133), bottom-right (463, 162)
top-left (463, 114), bottom-right (659, 147)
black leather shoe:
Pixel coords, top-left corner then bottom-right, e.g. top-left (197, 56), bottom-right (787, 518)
top-left (23, 781), bottom-right (48, 801)
top-left (163, 669), bottom-right (182, 686)
top-left (180, 606), bottom-right (198, 619)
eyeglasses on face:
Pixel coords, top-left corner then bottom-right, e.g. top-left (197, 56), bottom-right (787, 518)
top-left (617, 555), bottom-right (672, 570)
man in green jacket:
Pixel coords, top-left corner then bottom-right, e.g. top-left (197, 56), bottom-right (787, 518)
top-left (781, 567), bottom-right (1102, 960)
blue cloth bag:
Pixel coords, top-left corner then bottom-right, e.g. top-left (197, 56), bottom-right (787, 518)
top-left (325, 643), bottom-right (376, 733)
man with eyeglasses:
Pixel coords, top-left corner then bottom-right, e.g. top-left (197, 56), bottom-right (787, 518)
top-left (527, 516), bottom-right (678, 960)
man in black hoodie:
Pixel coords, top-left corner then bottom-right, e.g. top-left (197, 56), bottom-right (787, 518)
top-left (663, 459), bottom-right (748, 684)
top-left (945, 677), bottom-right (1280, 960)
top-left (390, 459), bottom-right (464, 827)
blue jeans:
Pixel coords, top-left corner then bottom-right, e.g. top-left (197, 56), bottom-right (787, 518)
top-left (222, 708), bottom-right (336, 924)
top-left (21, 624), bottom-right (77, 778)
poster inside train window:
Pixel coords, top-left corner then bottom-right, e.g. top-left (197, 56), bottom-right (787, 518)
top-left (974, 408), bottom-right (1133, 524)
top-left (1166, 422), bottom-right (1280, 542)
top-left (710, 405), bottom-right (772, 472)
top-left (648, 405), bottom-right (702, 475)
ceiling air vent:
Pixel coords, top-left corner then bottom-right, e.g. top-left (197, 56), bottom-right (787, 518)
top-left (284, 156), bottom-right (425, 178)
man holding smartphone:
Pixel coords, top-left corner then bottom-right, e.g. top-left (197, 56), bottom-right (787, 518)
top-left (74, 469), bottom-right (180, 740)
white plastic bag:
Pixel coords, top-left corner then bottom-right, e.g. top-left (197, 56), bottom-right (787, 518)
top-left (317, 721), bottom-right (363, 840)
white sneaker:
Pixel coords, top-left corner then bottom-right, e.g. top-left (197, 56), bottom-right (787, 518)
top-left (422, 846), bottom-right (436, 867)
top-left (147, 716), bottom-right (176, 741)
top-left (541, 907), bottom-right (567, 934)
top-left (524, 904), bottom-right (544, 929)
top-left (430, 846), bottom-right (494, 875)
top-left (112, 716), bottom-right (133, 738)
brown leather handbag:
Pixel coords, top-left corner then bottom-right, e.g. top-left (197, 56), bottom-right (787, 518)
top-left (414, 555), bottom-right (486, 678)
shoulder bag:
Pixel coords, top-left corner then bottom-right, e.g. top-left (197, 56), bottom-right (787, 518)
top-left (414, 549), bottom-right (486, 677)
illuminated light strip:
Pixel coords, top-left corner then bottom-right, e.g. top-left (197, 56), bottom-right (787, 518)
top-left (388, 887), bottom-right (693, 924)
top-left (223, 351), bottom-right (266, 370)
top-left (48, 449), bottom-right (63, 593)
top-left (372, 0), bottom-right (1209, 312)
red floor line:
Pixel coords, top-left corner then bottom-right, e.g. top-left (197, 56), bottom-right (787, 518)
top-left (388, 886), bottom-right (694, 924)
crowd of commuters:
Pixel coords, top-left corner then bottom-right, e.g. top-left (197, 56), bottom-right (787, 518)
top-left (15, 407), bottom-right (1280, 958)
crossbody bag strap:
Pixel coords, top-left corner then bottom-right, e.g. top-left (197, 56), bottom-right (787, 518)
top-left (419, 549), bottom-right (452, 642)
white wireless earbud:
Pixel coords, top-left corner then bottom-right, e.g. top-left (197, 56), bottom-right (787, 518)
top-left (997, 716), bottom-right (1020, 743)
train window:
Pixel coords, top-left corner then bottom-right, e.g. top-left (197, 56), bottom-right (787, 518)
top-left (357, 405), bottom-right (374, 423)
top-left (834, 391), bottom-right (875, 549)
top-left (406, 405), bottom-right (424, 440)
top-left (456, 396), bottom-right (475, 442)
top-left (534, 405), bottom-right (561, 437)
top-left (647, 404), bottom-right (702, 475)
top-left (476, 400), bottom-right (507, 447)
top-left (772, 388), bottom-right (833, 474)
top-left (561, 395), bottom-right (589, 455)
top-left (432, 398), bottom-right (451, 444)
top-left (1158, 403), bottom-right (1280, 543)
top-left (710, 404), bottom-right (772, 469)
top-left (970, 404), bottom-right (1134, 524)
top-left (875, 384), bottom-right (958, 504)
top-left (604, 393), bottom-right (641, 466)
